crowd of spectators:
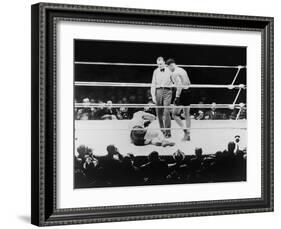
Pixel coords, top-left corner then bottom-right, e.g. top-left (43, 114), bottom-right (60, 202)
top-left (75, 96), bottom-right (246, 121)
top-left (74, 140), bottom-right (246, 188)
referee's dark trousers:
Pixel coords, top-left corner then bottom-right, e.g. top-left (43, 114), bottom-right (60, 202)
top-left (155, 88), bottom-right (172, 135)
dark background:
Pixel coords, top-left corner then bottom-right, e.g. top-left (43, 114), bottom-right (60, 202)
top-left (74, 39), bottom-right (246, 104)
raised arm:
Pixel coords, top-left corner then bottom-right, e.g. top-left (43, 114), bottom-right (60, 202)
top-left (142, 111), bottom-right (156, 121)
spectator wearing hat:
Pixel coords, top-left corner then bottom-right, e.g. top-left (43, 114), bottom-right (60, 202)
top-left (167, 150), bottom-right (188, 182)
top-left (205, 102), bottom-right (223, 120)
top-left (83, 156), bottom-right (100, 183)
top-left (141, 151), bottom-right (169, 184)
top-left (119, 156), bottom-right (143, 185)
top-left (98, 145), bottom-right (124, 185)
top-left (188, 148), bottom-right (204, 182)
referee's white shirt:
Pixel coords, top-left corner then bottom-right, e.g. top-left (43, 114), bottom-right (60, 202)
top-left (150, 67), bottom-right (173, 101)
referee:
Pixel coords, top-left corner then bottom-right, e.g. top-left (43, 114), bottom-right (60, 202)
top-left (151, 57), bottom-right (173, 138)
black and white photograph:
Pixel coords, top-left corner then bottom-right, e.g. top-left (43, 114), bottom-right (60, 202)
top-left (29, 2), bottom-right (274, 226)
top-left (74, 39), bottom-right (247, 188)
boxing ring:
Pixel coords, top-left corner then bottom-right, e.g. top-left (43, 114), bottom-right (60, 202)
top-left (74, 62), bottom-right (247, 156)
top-left (75, 120), bottom-right (246, 156)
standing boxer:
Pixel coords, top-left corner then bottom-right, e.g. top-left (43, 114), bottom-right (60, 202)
top-left (151, 57), bottom-right (173, 138)
top-left (166, 58), bottom-right (191, 141)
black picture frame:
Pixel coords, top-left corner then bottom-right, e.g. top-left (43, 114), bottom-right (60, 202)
top-left (31, 2), bottom-right (274, 226)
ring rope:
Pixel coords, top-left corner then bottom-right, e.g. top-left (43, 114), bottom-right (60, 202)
top-left (232, 88), bottom-right (242, 105)
top-left (75, 61), bottom-right (246, 69)
top-left (230, 67), bottom-right (241, 85)
top-left (236, 108), bottom-right (243, 120)
top-left (74, 81), bottom-right (246, 89)
top-left (76, 126), bottom-right (247, 131)
top-left (75, 103), bottom-right (245, 109)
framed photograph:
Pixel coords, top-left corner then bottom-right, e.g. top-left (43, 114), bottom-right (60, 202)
top-left (31, 3), bottom-right (274, 226)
